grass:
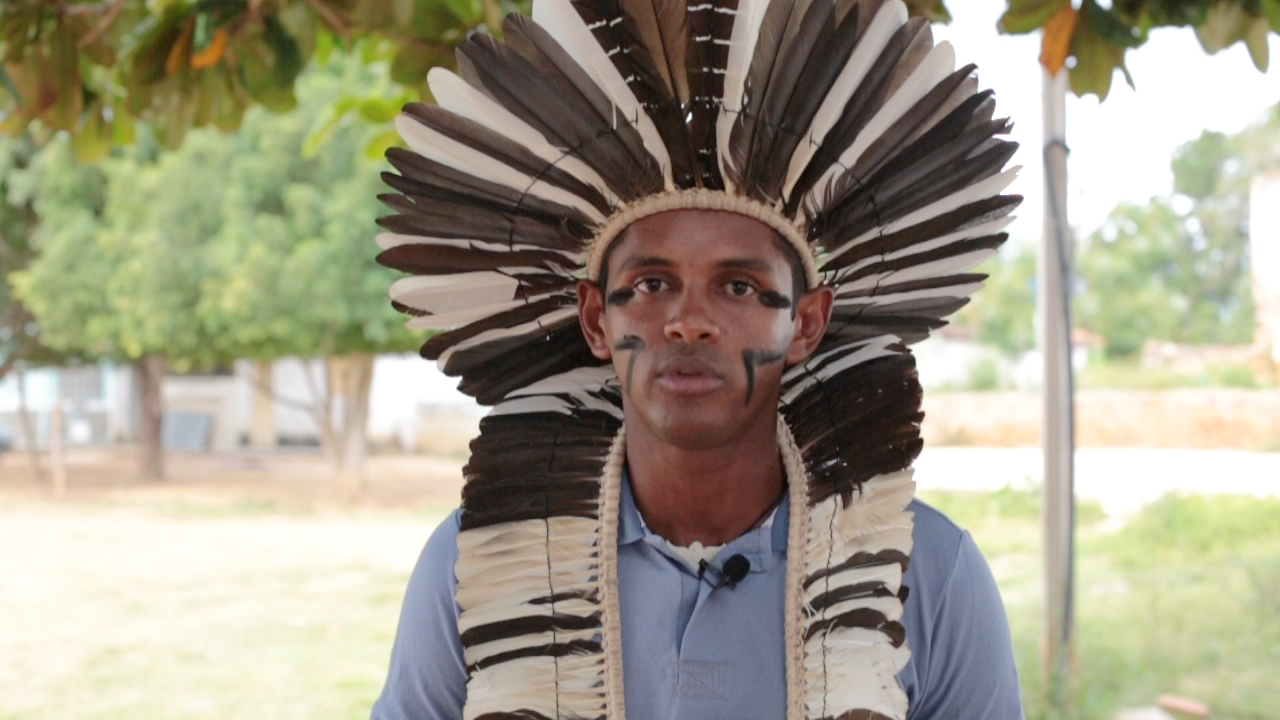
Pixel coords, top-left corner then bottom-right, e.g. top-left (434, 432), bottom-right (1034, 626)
top-left (0, 498), bottom-right (448, 720)
top-left (3, 489), bottom-right (1277, 719)
top-left (922, 487), bottom-right (1280, 720)
top-left (1078, 358), bottom-right (1276, 390)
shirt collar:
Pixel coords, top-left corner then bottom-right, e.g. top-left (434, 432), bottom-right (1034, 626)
top-left (617, 468), bottom-right (791, 570)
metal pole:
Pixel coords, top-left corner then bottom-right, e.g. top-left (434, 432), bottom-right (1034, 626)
top-left (1039, 65), bottom-right (1075, 711)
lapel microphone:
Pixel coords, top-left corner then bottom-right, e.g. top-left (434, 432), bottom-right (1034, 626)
top-left (697, 554), bottom-right (751, 590)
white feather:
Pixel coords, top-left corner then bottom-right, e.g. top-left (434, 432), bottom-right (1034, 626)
top-left (428, 67), bottom-right (620, 205)
top-left (531, 0), bottom-right (673, 187)
top-left (834, 247), bottom-right (997, 295)
top-left (781, 0), bottom-right (908, 200)
top-left (833, 281), bottom-right (985, 308)
top-left (403, 300), bottom-right (523, 331)
top-left (781, 335), bottom-right (895, 385)
top-left (781, 338), bottom-right (901, 404)
top-left (715, 0), bottom-right (769, 191)
top-left (389, 271), bottom-right (522, 314)
top-left (824, 214), bottom-right (1014, 267)
top-left (395, 114), bottom-right (606, 224)
top-left (828, 165), bottom-right (1018, 259)
top-left (506, 365), bottom-right (618, 397)
top-left (807, 41), bottom-right (958, 214)
top-left (436, 307), bottom-right (580, 372)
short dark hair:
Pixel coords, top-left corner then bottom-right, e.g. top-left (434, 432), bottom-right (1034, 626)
top-left (597, 228), bottom-right (808, 302)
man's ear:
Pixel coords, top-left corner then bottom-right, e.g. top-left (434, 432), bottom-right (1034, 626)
top-left (785, 285), bottom-right (833, 365)
top-left (577, 280), bottom-right (613, 361)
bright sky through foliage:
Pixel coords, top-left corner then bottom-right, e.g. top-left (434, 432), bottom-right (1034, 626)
top-left (933, 0), bottom-right (1280, 244)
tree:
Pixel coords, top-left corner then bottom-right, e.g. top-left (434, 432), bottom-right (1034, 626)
top-left (11, 53), bottom-right (417, 481)
top-left (0, 134), bottom-right (41, 384)
top-left (1074, 103), bottom-right (1278, 356)
top-left (7, 0), bottom-right (1266, 158)
top-left (0, 0), bottom-right (526, 156)
top-left (957, 247), bottom-right (1039, 356)
top-left (1000, 0), bottom-right (1280, 99)
top-left (195, 55), bottom-right (419, 479)
top-left (10, 131), bottom-right (220, 479)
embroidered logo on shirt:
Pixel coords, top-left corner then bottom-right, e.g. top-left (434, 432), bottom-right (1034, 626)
top-left (672, 660), bottom-right (725, 699)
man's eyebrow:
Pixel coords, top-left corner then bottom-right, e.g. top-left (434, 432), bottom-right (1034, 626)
top-left (617, 256), bottom-right (674, 272)
top-left (717, 258), bottom-right (775, 272)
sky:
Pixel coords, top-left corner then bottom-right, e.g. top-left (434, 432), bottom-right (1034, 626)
top-left (931, 0), bottom-right (1280, 247)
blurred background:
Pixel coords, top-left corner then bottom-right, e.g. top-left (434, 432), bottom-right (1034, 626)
top-left (0, 0), bottom-right (1277, 718)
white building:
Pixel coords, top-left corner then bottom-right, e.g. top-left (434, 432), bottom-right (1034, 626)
top-left (0, 354), bottom-right (482, 453)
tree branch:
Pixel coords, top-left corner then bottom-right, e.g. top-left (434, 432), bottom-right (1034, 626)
top-left (76, 0), bottom-right (125, 49)
top-left (301, 0), bottom-right (352, 41)
top-left (0, 353), bottom-right (17, 385)
top-left (245, 362), bottom-right (319, 415)
top-left (377, 28), bottom-right (452, 54)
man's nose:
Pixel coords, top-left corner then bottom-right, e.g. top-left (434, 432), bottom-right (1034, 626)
top-left (664, 289), bottom-right (720, 343)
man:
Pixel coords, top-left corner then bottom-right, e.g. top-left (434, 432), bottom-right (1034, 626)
top-left (370, 1), bottom-right (1023, 717)
top-left (373, 209), bottom-right (1023, 718)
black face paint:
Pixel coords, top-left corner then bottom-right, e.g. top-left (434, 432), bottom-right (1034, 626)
top-left (606, 287), bottom-right (636, 306)
top-left (758, 290), bottom-right (794, 318)
top-left (613, 335), bottom-right (645, 393)
top-left (742, 348), bottom-right (786, 405)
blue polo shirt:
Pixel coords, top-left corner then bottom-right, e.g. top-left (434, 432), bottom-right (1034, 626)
top-left (372, 476), bottom-right (1024, 719)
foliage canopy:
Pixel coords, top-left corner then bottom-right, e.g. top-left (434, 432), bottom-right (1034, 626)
top-left (9, 54), bottom-right (417, 370)
top-left (2, 0), bottom-right (1274, 158)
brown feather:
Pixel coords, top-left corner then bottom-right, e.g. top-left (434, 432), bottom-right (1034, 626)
top-left (621, 0), bottom-right (690, 102)
top-left (573, 0), bottom-right (700, 187)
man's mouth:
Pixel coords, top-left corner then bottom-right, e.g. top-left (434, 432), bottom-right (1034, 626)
top-left (654, 358), bottom-right (726, 395)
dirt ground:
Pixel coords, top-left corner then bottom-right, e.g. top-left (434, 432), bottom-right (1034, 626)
top-left (0, 448), bottom-right (468, 719)
top-left (0, 446), bottom-right (467, 510)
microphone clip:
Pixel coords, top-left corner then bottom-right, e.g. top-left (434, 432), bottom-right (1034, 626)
top-left (697, 554), bottom-right (751, 590)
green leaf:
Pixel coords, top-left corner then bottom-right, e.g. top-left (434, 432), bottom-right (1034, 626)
top-left (438, 0), bottom-right (484, 25)
top-left (112, 105), bottom-right (136, 146)
top-left (998, 0), bottom-right (1070, 34)
top-left (1195, 1), bottom-right (1253, 54)
top-left (276, 2), bottom-right (317, 62)
top-left (1084, 0), bottom-right (1146, 48)
top-left (904, 0), bottom-right (951, 23)
top-left (1264, 0), bottom-right (1280, 32)
top-left (390, 45), bottom-right (453, 87)
top-left (0, 64), bottom-right (22, 109)
top-left (1245, 15), bottom-right (1271, 71)
top-left (392, 0), bottom-right (416, 27)
top-left (46, 23), bottom-right (85, 131)
top-left (263, 16), bottom-right (304, 88)
top-left (210, 67), bottom-right (247, 131)
top-left (357, 97), bottom-right (399, 123)
top-left (314, 29), bottom-right (336, 64)
top-left (1069, 9), bottom-right (1130, 100)
top-left (238, 36), bottom-right (297, 112)
top-left (71, 103), bottom-right (112, 163)
top-left (302, 97), bottom-right (358, 158)
top-left (364, 129), bottom-right (401, 160)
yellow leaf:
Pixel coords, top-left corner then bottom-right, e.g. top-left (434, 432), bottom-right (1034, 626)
top-left (165, 18), bottom-right (194, 76)
top-left (190, 28), bottom-right (229, 70)
top-left (1040, 4), bottom-right (1079, 75)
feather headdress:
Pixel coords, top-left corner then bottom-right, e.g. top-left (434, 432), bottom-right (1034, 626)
top-left (377, 1), bottom-right (1019, 718)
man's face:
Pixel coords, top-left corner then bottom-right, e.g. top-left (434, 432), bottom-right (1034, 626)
top-left (578, 209), bottom-right (832, 450)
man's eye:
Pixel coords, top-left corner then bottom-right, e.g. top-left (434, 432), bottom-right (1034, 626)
top-left (636, 278), bottom-right (667, 293)
top-left (726, 280), bottom-right (756, 297)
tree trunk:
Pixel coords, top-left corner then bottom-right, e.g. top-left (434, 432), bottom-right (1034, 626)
top-left (136, 355), bottom-right (166, 481)
top-left (49, 403), bottom-right (67, 498)
top-left (329, 354), bottom-right (375, 492)
top-left (250, 359), bottom-right (276, 448)
top-left (15, 365), bottom-right (45, 483)
top-left (301, 358), bottom-right (341, 469)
